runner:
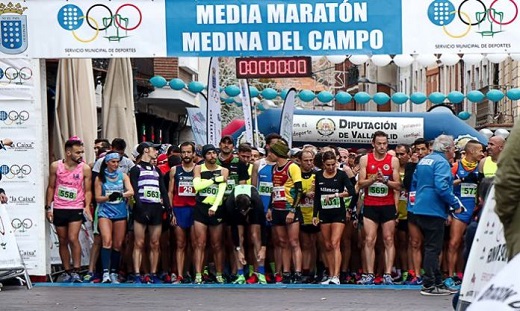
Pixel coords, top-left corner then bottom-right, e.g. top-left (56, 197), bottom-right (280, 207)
top-left (313, 151), bottom-right (355, 285)
top-left (168, 142), bottom-right (197, 284)
top-left (94, 151), bottom-right (134, 283)
top-left (267, 140), bottom-right (304, 284)
top-left (298, 150), bottom-right (318, 283)
top-left (225, 184), bottom-right (268, 284)
top-left (445, 140), bottom-right (483, 291)
top-left (192, 144), bottom-right (229, 284)
top-left (395, 144), bottom-right (411, 283)
top-left (46, 137), bottom-right (93, 283)
top-left (358, 131), bottom-right (401, 285)
top-left (403, 138), bottom-right (430, 285)
top-left (129, 142), bottom-right (171, 284)
top-left (478, 135), bottom-right (505, 178)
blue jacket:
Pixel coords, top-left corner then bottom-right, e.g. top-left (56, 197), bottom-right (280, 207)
top-left (411, 151), bottom-right (461, 219)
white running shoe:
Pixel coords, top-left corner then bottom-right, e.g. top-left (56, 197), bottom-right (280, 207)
top-left (102, 272), bottom-right (111, 283)
top-left (110, 273), bottom-right (120, 284)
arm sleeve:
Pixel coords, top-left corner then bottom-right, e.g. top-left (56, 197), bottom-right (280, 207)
top-left (343, 171), bottom-right (356, 198)
top-left (403, 163), bottom-right (417, 192)
top-left (238, 161), bottom-right (250, 182)
top-left (157, 168), bottom-right (170, 209)
top-left (252, 189), bottom-right (268, 246)
top-left (495, 122), bottom-right (520, 224)
top-left (129, 166), bottom-right (141, 206)
top-left (211, 182), bottom-right (228, 210)
top-left (193, 177), bottom-right (214, 192)
top-left (313, 173), bottom-right (321, 217)
top-left (288, 164), bottom-right (303, 211)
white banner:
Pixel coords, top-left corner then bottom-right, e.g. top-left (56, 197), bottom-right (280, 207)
top-left (0, 0), bottom-right (167, 58)
top-left (403, 0), bottom-right (520, 54)
top-left (239, 79), bottom-right (254, 145)
top-left (0, 58), bottom-right (48, 276)
top-left (206, 57), bottom-right (221, 146)
top-left (467, 254), bottom-right (520, 311)
top-left (459, 186), bottom-right (508, 309)
top-left (291, 115), bottom-right (424, 145)
top-left (0, 204), bottom-right (24, 269)
top-left (280, 88), bottom-right (296, 148)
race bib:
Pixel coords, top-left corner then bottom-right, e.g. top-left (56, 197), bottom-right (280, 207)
top-left (178, 181), bottom-right (195, 197)
top-left (321, 195), bottom-right (341, 209)
top-left (272, 186), bottom-right (286, 202)
top-left (143, 186), bottom-right (161, 203)
top-left (368, 182), bottom-right (389, 197)
top-left (461, 183), bottom-right (477, 198)
top-left (225, 179), bottom-right (236, 195)
top-left (409, 191), bottom-right (416, 206)
top-left (199, 184), bottom-right (219, 197)
top-left (258, 181), bottom-right (273, 197)
top-left (57, 185), bottom-right (78, 201)
top-left (399, 190), bottom-right (408, 201)
top-left (300, 197), bottom-right (313, 208)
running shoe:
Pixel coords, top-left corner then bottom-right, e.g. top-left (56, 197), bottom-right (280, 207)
top-left (374, 275), bottom-right (383, 285)
top-left (274, 273), bottom-right (283, 284)
top-left (83, 272), bottom-right (94, 283)
top-left (329, 276), bottom-right (340, 285)
top-left (126, 273), bottom-right (135, 283)
top-left (133, 275), bottom-right (142, 284)
top-left (246, 273), bottom-right (258, 284)
top-left (215, 275), bottom-right (225, 284)
top-left (142, 274), bottom-right (152, 284)
top-left (70, 272), bottom-right (82, 283)
top-left (232, 274), bottom-right (246, 284)
top-left (257, 273), bottom-right (267, 285)
top-left (443, 277), bottom-right (460, 293)
top-left (420, 285), bottom-right (451, 296)
top-left (321, 277), bottom-right (332, 285)
top-left (161, 272), bottom-right (172, 283)
top-left (150, 274), bottom-right (162, 284)
top-left (194, 275), bottom-right (203, 284)
top-left (383, 274), bottom-right (394, 285)
top-left (292, 272), bottom-right (303, 284)
top-left (406, 276), bottom-right (423, 285)
top-left (60, 273), bottom-right (72, 283)
top-left (181, 275), bottom-right (192, 284)
top-left (359, 274), bottom-right (375, 285)
top-left (110, 273), bottom-right (120, 284)
top-left (102, 272), bottom-right (111, 283)
top-left (172, 275), bottom-right (184, 284)
top-left (282, 272), bottom-right (291, 284)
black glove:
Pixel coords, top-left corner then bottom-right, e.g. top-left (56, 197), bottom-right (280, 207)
top-left (108, 192), bottom-right (123, 202)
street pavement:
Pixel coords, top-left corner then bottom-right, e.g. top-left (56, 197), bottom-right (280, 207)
top-left (0, 284), bottom-right (454, 311)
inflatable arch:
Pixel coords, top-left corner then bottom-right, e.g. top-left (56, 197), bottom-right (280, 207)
top-left (228, 108), bottom-right (488, 148)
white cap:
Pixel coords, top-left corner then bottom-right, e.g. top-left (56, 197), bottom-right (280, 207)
top-left (131, 144), bottom-right (140, 160)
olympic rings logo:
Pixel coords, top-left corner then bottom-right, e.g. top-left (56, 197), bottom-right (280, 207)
top-left (11, 218), bottom-right (33, 233)
top-left (0, 110), bottom-right (29, 125)
top-left (0, 67), bottom-right (32, 85)
top-left (57, 3), bottom-right (143, 43)
top-left (428, 0), bottom-right (519, 38)
top-left (0, 164), bottom-right (32, 179)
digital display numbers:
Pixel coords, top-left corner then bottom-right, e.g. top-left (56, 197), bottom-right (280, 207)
top-left (236, 56), bottom-right (312, 79)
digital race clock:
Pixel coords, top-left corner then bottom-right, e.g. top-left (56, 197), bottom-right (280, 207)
top-left (235, 57), bottom-right (312, 79)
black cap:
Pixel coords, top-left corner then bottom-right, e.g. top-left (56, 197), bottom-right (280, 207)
top-left (202, 144), bottom-right (217, 157)
top-left (137, 142), bottom-right (162, 155)
top-left (220, 135), bottom-right (234, 144)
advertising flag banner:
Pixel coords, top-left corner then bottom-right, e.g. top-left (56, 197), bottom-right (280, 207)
top-left (239, 79), bottom-right (254, 145)
top-left (186, 94), bottom-right (208, 147)
top-left (280, 88), bottom-right (296, 148)
top-left (206, 57), bottom-right (222, 146)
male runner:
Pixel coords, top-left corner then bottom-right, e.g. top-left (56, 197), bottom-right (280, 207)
top-left (168, 142), bottom-right (197, 284)
top-left (46, 137), bottom-right (93, 283)
top-left (192, 144), bottom-right (229, 284)
top-left (358, 131), bottom-right (401, 285)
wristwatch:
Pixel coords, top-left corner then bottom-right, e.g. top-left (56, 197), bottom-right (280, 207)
top-left (235, 246), bottom-right (241, 252)
top-left (45, 205), bottom-right (52, 211)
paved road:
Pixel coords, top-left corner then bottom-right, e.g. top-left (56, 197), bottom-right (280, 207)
top-left (1, 285), bottom-right (454, 311)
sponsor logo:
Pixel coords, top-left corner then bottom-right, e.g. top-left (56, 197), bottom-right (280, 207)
top-left (316, 118), bottom-right (335, 136)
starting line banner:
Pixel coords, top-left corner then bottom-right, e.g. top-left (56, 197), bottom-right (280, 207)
top-left (1, 0), bottom-right (520, 58)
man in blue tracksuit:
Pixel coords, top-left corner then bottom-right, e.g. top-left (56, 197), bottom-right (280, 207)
top-left (411, 135), bottom-right (464, 296)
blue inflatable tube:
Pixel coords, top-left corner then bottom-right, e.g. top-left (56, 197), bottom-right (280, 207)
top-left (232, 109), bottom-right (488, 148)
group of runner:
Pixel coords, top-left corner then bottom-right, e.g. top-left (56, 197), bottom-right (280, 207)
top-left (44, 131), bottom-right (503, 288)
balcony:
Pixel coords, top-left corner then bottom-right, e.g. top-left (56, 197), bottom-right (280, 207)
top-left (475, 85), bottom-right (516, 130)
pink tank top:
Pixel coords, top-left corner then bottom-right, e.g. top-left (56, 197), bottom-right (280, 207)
top-left (53, 161), bottom-right (85, 210)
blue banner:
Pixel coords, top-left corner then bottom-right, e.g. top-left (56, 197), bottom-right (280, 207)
top-left (165, 0), bottom-right (402, 57)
